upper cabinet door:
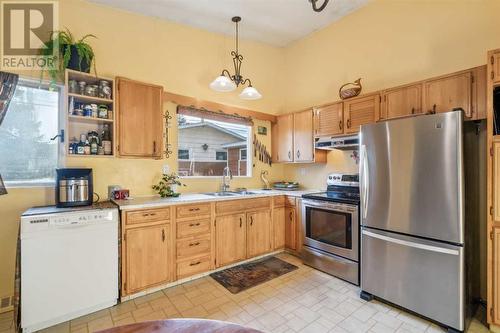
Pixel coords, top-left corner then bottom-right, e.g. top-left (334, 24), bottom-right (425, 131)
top-left (117, 77), bottom-right (163, 158)
top-left (381, 84), bottom-right (422, 120)
top-left (423, 72), bottom-right (472, 119)
top-left (293, 109), bottom-right (314, 162)
top-left (343, 94), bottom-right (380, 134)
top-left (276, 114), bottom-right (294, 162)
top-left (492, 53), bottom-right (500, 84)
top-left (314, 102), bottom-right (343, 137)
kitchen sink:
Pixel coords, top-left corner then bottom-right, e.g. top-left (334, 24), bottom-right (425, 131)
top-left (204, 191), bottom-right (239, 197)
top-left (234, 191), bottom-right (258, 195)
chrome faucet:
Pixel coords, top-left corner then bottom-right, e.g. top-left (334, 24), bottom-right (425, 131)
top-left (221, 166), bottom-right (233, 192)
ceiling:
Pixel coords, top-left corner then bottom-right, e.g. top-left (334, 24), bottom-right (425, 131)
top-left (88, 0), bottom-right (369, 47)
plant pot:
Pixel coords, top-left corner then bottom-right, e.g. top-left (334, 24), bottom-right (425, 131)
top-left (65, 45), bottom-right (92, 73)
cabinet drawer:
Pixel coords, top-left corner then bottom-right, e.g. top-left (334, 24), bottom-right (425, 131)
top-left (177, 255), bottom-right (211, 279)
top-left (216, 197), bottom-right (271, 215)
top-left (177, 218), bottom-right (211, 238)
top-left (176, 203), bottom-right (211, 219)
top-left (176, 235), bottom-right (211, 259)
top-left (126, 208), bottom-right (170, 225)
top-left (285, 196), bottom-right (296, 207)
top-left (273, 196), bottom-right (286, 207)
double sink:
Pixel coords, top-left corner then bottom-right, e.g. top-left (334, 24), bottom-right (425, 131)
top-left (204, 190), bottom-right (258, 197)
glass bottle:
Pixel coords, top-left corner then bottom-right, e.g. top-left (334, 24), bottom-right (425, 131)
top-left (90, 137), bottom-right (98, 155)
top-left (84, 140), bottom-right (91, 155)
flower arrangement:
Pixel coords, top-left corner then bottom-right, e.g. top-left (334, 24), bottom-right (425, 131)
top-left (152, 173), bottom-right (185, 198)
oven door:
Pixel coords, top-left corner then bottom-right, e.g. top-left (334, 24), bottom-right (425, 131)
top-left (301, 199), bottom-right (359, 261)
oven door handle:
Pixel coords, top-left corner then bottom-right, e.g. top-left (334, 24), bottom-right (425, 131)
top-left (360, 144), bottom-right (369, 220)
top-left (302, 199), bottom-right (357, 213)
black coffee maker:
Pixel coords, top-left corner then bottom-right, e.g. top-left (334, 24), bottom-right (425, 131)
top-left (56, 168), bottom-right (93, 208)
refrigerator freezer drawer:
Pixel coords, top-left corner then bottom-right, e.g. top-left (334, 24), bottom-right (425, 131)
top-left (361, 228), bottom-right (463, 330)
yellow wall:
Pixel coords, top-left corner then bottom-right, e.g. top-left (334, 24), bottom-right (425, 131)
top-left (283, 0), bottom-right (500, 187)
top-left (2, 0), bottom-right (500, 300)
top-left (0, 0), bottom-right (286, 299)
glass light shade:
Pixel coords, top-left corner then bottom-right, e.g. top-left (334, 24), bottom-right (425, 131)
top-left (209, 75), bottom-right (236, 92)
top-left (239, 86), bottom-right (262, 100)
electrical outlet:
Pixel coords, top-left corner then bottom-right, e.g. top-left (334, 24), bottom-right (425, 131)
top-left (162, 164), bottom-right (170, 174)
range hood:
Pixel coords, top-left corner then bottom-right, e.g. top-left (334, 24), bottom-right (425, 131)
top-left (315, 134), bottom-right (359, 151)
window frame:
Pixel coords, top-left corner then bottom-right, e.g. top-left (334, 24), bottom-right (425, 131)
top-left (178, 149), bottom-right (190, 160)
top-left (239, 148), bottom-right (247, 161)
top-left (177, 115), bottom-right (253, 179)
top-left (215, 150), bottom-right (228, 161)
top-left (2, 77), bottom-right (65, 188)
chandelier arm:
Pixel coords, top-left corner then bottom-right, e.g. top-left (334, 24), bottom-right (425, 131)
top-left (311, 0), bottom-right (329, 12)
top-left (221, 69), bottom-right (232, 78)
top-left (242, 78), bottom-right (253, 87)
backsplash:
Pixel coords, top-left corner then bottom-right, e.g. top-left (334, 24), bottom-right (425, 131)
top-left (283, 150), bottom-right (358, 190)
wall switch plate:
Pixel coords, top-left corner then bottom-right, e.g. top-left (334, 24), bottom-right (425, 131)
top-left (162, 164), bottom-right (170, 174)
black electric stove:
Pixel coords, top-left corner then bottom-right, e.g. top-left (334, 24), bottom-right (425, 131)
top-left (302, 173), bottom-right (360, 204)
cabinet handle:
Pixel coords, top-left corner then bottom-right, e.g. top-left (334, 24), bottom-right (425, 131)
top-left (288, 151), bottom-right (291, 160)
top-left (161, 229), bottom-right (165, 242)
top-left (491, 55), bottom-right (495, 65)
top-left (239, 217), bottom-right (243, 228)
top-left (289, 212), bottom-right (293, 221)
top-left (411, 107), bottom-right (415, 114)
top-left (339, 120), bottom-right (342, 130)
top-left (142, 213), bottom-right (150, 217)
top-left (346, 119), bottom-right (351, 128)
top-left (427, 104), bottom-right (437, 115)
top-left (297, 150), bottom-right (301, 159)
top-left (190, 261), bottom-right (201, 266)
top-left (189, 208), bottom-right (200, 212)
top-left (153, 141), bottom-right (157, 154)
top-left (189, 223), bottom-right (201, 227)
top-left (189, 242), bottom-right (200, 247)
top-left (250, 216), bottom-right (254, 226)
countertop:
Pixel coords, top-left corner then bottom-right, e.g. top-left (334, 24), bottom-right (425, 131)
top-left (22, 201), bottom-right (118, 216)
top-left (112, 189), bottom-right (320, 211)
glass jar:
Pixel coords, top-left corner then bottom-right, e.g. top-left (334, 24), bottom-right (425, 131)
top-left (99, 80), bottom-right (112, 99)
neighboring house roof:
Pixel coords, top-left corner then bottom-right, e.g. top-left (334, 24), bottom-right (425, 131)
top-left (221, 141), bottom-right (247, 149)
top-left (179, 122), bottom-right (246, 140)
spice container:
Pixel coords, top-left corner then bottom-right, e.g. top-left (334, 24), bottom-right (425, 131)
top-left (99, 80), bottom-right (112, 99)
top-left (83, 105), bottom-right (93, 117)
top-left (68, 80), bottom-right (78, 94)
top-left (98, 105), bottom-right (108, 119)
top-left (90, 104), bottom-right (98, 118)
top-left (78, 81), bottom-right (86, 95)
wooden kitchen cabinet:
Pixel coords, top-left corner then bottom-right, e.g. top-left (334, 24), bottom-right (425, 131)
top-left (125, 224), bottom-right (171, 294)
top-left (116, 77), bottom-right (163, 158)
top-left (216, 213), bottom-right (247, 267)
top-left (276, 114), bottom-right (294, 162)
top-left (493, 143), bottom-right (500, 223)
top-left (380, 84), bottom-right (422, 120)
top-left (273, 207), bottom-right (286, 249)
top-left (491, 53), bottom-right (500, 84)
top-left (247, 210), bottom-right (272, 258)
top-left (293, 109), bottom-right (315, 162)
top-left (493, 228), bottom-right (500, 324)
top-left (423, 71), bottom-right (473, 119)
top-left (314, 102), bottom-right (343, 137)
top-left (285, 207), bottom-right (297, 250)
top-left (343, 94), bottom-right (380, 134)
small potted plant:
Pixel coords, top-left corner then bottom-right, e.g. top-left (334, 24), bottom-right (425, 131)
top-left (40, 28), bottom-right (97, 83)
top-left (152, 173), bottom-right (186, 198)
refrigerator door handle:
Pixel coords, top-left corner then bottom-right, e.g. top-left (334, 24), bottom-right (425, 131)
top-left (360, 144), bottom-right (369, 220)
top-left (362, 230), bottom-right (460, 256)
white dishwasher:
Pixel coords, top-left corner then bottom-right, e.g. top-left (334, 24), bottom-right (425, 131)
top-left (20, 205), bottom-right (119, 333)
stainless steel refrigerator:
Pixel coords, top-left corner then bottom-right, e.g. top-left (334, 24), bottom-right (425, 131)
top-left (359, 111), bottom-right (480, 333)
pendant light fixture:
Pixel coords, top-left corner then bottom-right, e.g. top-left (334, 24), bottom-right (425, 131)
top-left (210, 16), bottom-right (262, 100)
top-left (310, 0), bottom-right (330, 12)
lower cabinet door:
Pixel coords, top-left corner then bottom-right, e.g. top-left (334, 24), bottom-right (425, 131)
top-left (125, 224), bottom-right (170, 293)
top-left (247, 210), bottom-right (272, 258)
top-left (285, 207), bottom-right (297, 250)
top-left (273, 207), bottom-right (286, 249)
top-left (216, 213), bottom-right (246, 267)
top-left (493, 228), bottom-right (500, 324)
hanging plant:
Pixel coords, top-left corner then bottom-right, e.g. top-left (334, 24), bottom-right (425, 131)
top-left (39, 28), bottom-right (97, 85)
top-left (152, 173), bottom-right (186, 198)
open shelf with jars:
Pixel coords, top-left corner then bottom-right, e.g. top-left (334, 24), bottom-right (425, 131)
top-left (64, 69), bottom-right (115, 157)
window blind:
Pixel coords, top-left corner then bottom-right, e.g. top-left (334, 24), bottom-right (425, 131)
top-left (177, 105), bottom-right (253, 126)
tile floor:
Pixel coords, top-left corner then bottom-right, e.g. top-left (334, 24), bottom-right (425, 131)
top-left (0, 253), bottom-right (490, 333)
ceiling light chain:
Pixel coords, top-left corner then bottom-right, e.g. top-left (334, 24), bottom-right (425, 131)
top-left (310, 0), bottom-right (330, 12)
top-left (209, 16), bottom-right (262, 100)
